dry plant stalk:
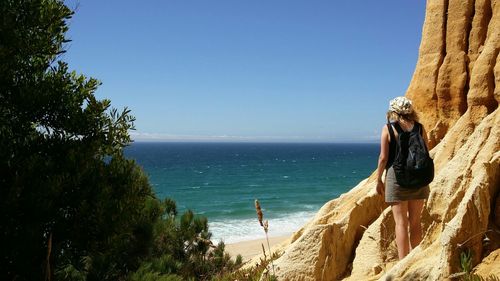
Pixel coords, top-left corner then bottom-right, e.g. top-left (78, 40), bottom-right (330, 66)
top-left (255, 199), bottom-right (264, 227)
top-left (261, 243), bottom-right (267, 260)
top-left (255, 199), bottom-right (275, 278)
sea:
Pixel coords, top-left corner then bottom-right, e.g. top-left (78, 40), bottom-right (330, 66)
top-left (124, 142), bottom-right (379, 243)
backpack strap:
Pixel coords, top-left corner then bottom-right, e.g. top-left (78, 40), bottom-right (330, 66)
top-left (387, 123), bottom-right (396, 143)
top-left (416, 123), bottom-right (430, 152)
top-left (386, 123), bottom-right (397, 170)
top-left (393, 122), bottom-right (404, 134)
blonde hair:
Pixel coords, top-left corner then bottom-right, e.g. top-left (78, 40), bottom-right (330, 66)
top-left (386, 110), bottom-right (419, 123)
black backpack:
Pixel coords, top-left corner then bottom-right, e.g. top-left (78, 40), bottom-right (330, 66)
top-left (388, 122), bottom-right (434, 189)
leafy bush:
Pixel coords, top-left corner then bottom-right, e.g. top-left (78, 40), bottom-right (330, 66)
top-left (455, 249), bottom-right (500, 281)
top-left (128, 199), bottom-right (242, 280)
top-left (0, 1), bottom-right (240, 280)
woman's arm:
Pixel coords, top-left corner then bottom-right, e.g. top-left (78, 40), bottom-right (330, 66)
top-left (376, 125), bottom-right (390, 195)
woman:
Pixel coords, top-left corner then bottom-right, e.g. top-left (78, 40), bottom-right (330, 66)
top-left (375, 96), bottom-right (430, 260)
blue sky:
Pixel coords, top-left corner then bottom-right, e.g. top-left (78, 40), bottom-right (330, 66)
top-left (64, 1), bottom-right (426, 142)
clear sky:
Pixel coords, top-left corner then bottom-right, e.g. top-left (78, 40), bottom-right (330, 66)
top-left (64, 1), bottom-right (426, 143)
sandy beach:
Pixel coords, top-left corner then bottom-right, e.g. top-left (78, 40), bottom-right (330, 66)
top-left (225, 235), bottom-right (289, 261)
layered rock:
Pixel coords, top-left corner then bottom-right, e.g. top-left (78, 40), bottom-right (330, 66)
top-left (266, 179), bottom-right (385, 280)
top-left (262, 0), bottom-right (500, 280)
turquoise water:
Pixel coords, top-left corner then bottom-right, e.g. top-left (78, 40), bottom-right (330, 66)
top-left (125, 142), bottom-right (378, 242)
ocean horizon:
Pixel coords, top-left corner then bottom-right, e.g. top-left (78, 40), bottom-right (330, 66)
top-left (125, 142), bottom-right (379, 243)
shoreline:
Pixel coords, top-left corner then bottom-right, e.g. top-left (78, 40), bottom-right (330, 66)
top-left (224, 235), bottom-right (290, 261)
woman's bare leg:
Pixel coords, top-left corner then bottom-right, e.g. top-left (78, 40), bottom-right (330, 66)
top-left (391, 201), bottom-right (410, 259)
top-left (408, 199), bottom-right (425, 249)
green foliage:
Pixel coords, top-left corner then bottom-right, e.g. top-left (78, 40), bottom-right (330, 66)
top-left (460, 249), bottom-right (473, 275)
top-left (213, 251), bottom-right (281, 281)
top-left (0, 0), bottom-right (156, 280)
top-left (0, 1), bottom-right (242, 280)
top-left (128, 201), bottom-right (242, 281)
top-left (457, 249), bottom-right (500, 281)
top-left (235, 254), bottom-right (243, 266)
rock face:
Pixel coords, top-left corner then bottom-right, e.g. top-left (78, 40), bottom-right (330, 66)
top-left (268, 0), bottom-right (500, 280)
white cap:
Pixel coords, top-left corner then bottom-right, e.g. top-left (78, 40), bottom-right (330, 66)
top-left (389, 96), bottom-right (413, 114)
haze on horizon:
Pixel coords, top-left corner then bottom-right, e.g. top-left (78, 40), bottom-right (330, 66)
top-left (64, 1), bottom-right (426, 143)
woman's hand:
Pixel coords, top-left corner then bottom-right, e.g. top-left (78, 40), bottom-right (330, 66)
top-left (376, 179), bottom-right (385, 196)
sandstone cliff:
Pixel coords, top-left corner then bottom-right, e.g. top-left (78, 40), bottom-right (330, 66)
top-left (253, 0), bottom-right (500, 280)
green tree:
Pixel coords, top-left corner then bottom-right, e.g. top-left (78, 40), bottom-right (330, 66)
top-left (0, 1), bottom-right (241, 280)
top-left (0, 0), bottom-right (158, 280)
top-left (128, 199), bottom-right (241, 281)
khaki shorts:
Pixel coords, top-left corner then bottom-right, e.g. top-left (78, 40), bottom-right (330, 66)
top-left (385, 166), bottom-right (430, 203)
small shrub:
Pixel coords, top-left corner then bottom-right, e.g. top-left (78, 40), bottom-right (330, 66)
top-left (453, 248), bottom-right (500, 281)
